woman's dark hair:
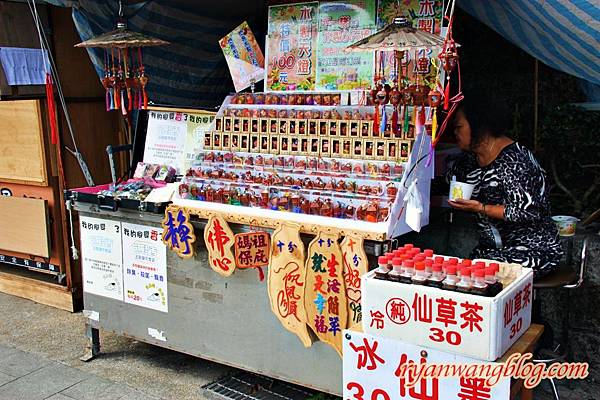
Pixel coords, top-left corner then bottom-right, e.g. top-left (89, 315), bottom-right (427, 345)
top-left (455, 95), bottom-right (512, 147)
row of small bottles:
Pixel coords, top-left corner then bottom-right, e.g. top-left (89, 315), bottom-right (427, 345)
top-left (374, 244), bottom-right (503, 297)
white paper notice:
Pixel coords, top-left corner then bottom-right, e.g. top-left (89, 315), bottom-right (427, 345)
top-left (122, 223), bottom-right (168, 312)
top-left (79, 217), bottom-right (124, 301)
top-left (143, 110), bottom-right (215, 173)
top-left (143, 115), bottom-right (187, 172)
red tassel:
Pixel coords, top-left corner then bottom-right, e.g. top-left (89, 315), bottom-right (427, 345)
top-left (373, 104), bottom-right (379, 131)
top-left (45, 73), bottom-right (59, 145)
top-left (444, 83), bottom-right (450, 111)
top-left (392, 106), bottom-right (399, 134)
top-left (419, 105), bottom-right (426, 126)
top-left (256, 267), bottom-right (265, 281)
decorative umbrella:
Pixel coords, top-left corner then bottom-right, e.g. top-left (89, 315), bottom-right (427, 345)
top-left (75, 20), bottom-right (169, 113)
top-left (345, 17), bottom-right (445, 53)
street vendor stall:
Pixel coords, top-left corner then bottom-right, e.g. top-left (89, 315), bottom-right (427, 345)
top-left (69, 0), bottom-right (535, 397)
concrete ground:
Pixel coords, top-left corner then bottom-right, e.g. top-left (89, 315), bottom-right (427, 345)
top-left (0, 292), bottom-right (232, 400)
top-left (0, 291), bottom-right (594, 400)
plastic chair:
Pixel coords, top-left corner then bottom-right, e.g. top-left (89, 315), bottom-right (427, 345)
top-left (532, 237), bottom-right (589, 400)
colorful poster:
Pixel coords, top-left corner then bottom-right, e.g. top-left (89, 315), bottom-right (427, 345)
top-left (316, 0), bottom-right (376, 90)
top-left (144, 110), bottom-right (215, 173)
top-left (266, 2), bottom-right (319, 91)
top-left (219, 21), bottom-right (265, 93)
top-left (376, 0), bottom-right (445, 84)
top-left (79, 217), bottom-right (124, 301)
top-left (122, 223), bottom-right (168, 312)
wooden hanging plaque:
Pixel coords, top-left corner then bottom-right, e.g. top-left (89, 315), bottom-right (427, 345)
top-left (162, 205), bottom-right (196, 259)
top-left (234, 231), bottom-right (270, 269)
top-left (304, 231), bottom-right (347, 356)
top-left (341, 235), bottom-right (368, 328)
top-left (204, 215), bottom-right (236, 277)
top-left (267, 222), bottom-right (312, 347)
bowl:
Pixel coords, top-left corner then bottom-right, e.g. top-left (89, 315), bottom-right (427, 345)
top-left (552, 215), bottom-right (579, 237)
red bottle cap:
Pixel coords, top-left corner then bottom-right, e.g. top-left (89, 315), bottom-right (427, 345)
top-left (404, 244), bottom-right (414, 250)
top-left (392, 257), bottom-right (403, 266)
top-left (415, 262), bottom-right (425, 271)
top-left (446, 265), bottom-right (457, 275)
top-left (434, 256), bottom-right (444, 264)
top-left (414, 254), bottom-right (426, 262)
top-left (448, 258), bottom-right (459, 265)
top-left (424, 249), bottom-right (434, 257)
top-left (402, 259), bottom-right (414, 268)
top-left (472, 264), bottom-right (485, 270)
top-left (485, 267), bottom-right (496, 276)
top-left (489, 262), bottom-right (500, 273)
top-left (378, 256), bottom-right (388, 264)
top-left (412, 247), bottom-right (421, 253)
top-left (432, 264), bottom-right (443, 272)
top-left (474, 261), bottom-right (486, 268)
top-left (424, 259), bottom-right (433, 267)
top-left (474, 269), bottom-right (485, 278)
top-left (462, 259), bottom-right (472, 267)
top-left (460, 267), bottom-right (472, 277)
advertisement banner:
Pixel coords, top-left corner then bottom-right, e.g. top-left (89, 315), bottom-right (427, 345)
top-left (266, 2), bottom-right (319, 91)
top-left (316, 0), bottom-right (376, 90)
top-left (144, 110), bottom-right (215, 173)
top-left (219, 21), bottom-right (265, 92)
top-left (377, 0), bottom-right (445, 84)
top-left (80, 217), bottom-right (124, 301)
top-left (122, 223), bottom-right (168, 312)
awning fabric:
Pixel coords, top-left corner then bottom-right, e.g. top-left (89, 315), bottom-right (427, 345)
top-left (458, 0), bottom-right (600, 89)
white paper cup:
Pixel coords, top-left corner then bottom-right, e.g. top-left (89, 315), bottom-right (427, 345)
top-left (449, 181), bottom-right (475, 201)
top-left (552, 215), bottom-right (579, 237)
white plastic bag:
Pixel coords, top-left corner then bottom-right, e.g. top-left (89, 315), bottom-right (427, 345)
top-left (404, 179), bottom-right (423, 232)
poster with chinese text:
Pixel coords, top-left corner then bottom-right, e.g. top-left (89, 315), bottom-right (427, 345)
top-left (122, 223), bottom-right (168, 312)
top-left (316, 0), bottom-right (376, 90)
top-left (144, 110), bottom-right (215, 173)
top-left (219, 21), bottom-right (265, 92)
top-left (377, 0), bottom-right (444, 84)
top-left (343, 329), bottom-right (511, 400)
top-left (79, 216), bottom-right (124, 301)
top-left (266, 2), bottom-right (319, 91)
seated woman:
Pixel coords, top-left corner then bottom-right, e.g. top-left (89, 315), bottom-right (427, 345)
top-left (447, 97), bottom-right (563, 277)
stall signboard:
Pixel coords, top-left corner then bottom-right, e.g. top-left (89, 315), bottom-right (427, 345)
top-left (343, 328), bottom-right (511, 400)
top-left (341, 235), bottom-right (368, 327)
top-left (377, 0), bottom-right (444, 84)
top-left (266, 2), bottom-right (319, 91)
top-left (304, 231), bottom-right (348, 356)
top-left (219, 21), bottom-right (265, 92)
top-left (144, 109), bottom-right (215, 173)
top-left (79, 216), bottom-right (124, 301)
top-left (268, 222), bottom-right (313, 347)
top-left (122, 223), bottom-right (168, 313)
top-left (362, 267), bottom-right (533, 361)
top-left (316, 0), bottom-right (376, 91)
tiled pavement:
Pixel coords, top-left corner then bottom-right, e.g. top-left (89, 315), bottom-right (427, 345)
top-left (0, 344), bottom-right (159, 400)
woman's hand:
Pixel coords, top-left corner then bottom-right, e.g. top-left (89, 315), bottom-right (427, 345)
top-left (447, 198), bottom-right (484, 213)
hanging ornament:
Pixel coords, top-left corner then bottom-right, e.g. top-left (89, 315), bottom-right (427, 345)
top-left (75, 3), bottom-right (168, 114)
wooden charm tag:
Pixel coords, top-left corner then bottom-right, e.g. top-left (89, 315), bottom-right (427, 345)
top-left (204, 215), bottom-right (236, 277)
top-left (341, 235), bottom-right (368, 328)
top-left (304, 231), bottom-right (347, 356)
top-left (267, 222), bottom-right (312, 347)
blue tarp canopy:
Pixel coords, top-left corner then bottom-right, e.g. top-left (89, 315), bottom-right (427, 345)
top-left (48, 0), bottom-right (600, 106)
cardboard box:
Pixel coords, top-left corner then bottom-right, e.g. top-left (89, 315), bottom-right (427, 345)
top-left (344, 328), bottom-right (511, 399)
top-left (361, 265), bottom-right (533, 361)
